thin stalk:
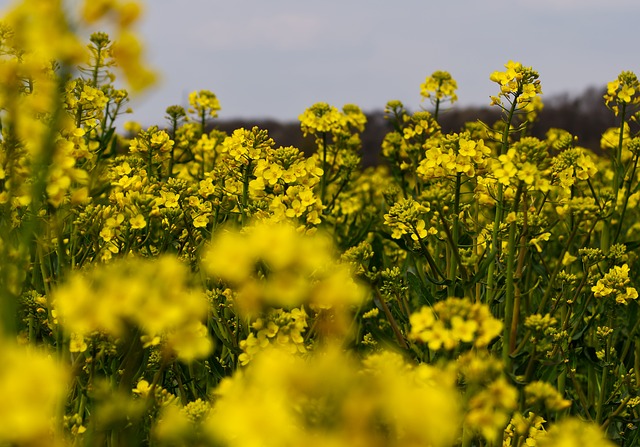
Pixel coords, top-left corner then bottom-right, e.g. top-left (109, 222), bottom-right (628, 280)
top-left (486, 96), bottom-right (519, 303)
top-left (613, 102), bottom-right (627, 201)
top-left (568, 365), bottom-right (593, 421)
top-left (168, 118), bottom-right (178, 177)
top-left (240, 159), bottom-right (252, 225)
top-left (503, 220), bottom-right (518, 367)
top-left (595, 315), bottom-right (613, 424)
top-left (601, 396), bottom-right (632, 432)
top-left (320, 132), bottom-right (328, 204)
top-left (595, 365), bottom-right (609, 425)
top-left (512, 218), bottom-right (581, 358)
top-left (375, 289), bottom-right (408, 350)
top-left (448, 173), bottom-right (462, 296)
top-left (603, 101), bottom-right (627, 253)
top-left (536, 219), bottom-right (580, 314)
top-left (413, 228), bottom-right (447, 284)
top-left (613, 150), bottom-right (639, 244)
top-left (510, 190), bottom-right (528, 354)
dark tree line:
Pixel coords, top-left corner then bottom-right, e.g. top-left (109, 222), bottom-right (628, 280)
top-left (213, 86), bottom-right (636, 167)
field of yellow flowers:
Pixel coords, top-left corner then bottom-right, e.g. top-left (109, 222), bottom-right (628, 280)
top-left (2, 1), bottom-right (640, 446)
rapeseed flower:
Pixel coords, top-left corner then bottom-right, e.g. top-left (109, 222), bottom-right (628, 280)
top-left (188, 89), bottom-right (221, 119)
top-left (409, 297), bottom-right (503, 350)
top-left (54, 255), bottom-right (213, 361)
top-left (421, 70), bottom-right (458, 104)
top-left (490, 60), bottom-right (541, 107)
top-left (203, 221), bottom-right (367, 323)
top-left (0, 343), bottom-right (68, 445)
top-left (592, 263), bottom-right (638, 304)
top-left (384, 197), bottom-right (433, 241)
top-left (604, 71), bottom-right (640, 115)
top-left (206, 345), bottom-right (460, 447)
top-left (537, 418), bottom-right (615, 447)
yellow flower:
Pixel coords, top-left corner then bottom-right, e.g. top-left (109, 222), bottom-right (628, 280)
top-left (188, 90), bottom-right (221, 118)
top-left (410, 297), bottom-right (501, 350)
top-left (166, 321), bottom-right (214, 363)
top-left (129, 213), bottom-right (146, 229)
top-left (132, 379), bottom-right (152, 398)
top-left (69, 332), bottom-right (88, 353)
top-left (203, 221), bottom-right (367, 321)
top-left (537, 418), bottom-right (615, 447)
top-left (0, 343), bottom-right (68, 445)
top-left (458, 138), bottom-right (477, 157)
top-left (192, 214), bottom-right (209, 228)
top-left (420, 70), bottom-right (458, 104)
top-left (604, 71), bottom-right (640, 113)
top-left (111, 31), bottom-right (156, 92)
top-left (490, 60), bottom-right (541, 106)
top-left (451, 315), bottom-right (478, 343)
top-left (54, 256), bottom-right (213, 355)
top-left (207, 344), bottom-right (460, 447)
top-left (562, 252), bottom-right (577, 266)
top-left (525, 381), bottom-right (571, 411)
top-left (411, 219), bottom-right (429, 240)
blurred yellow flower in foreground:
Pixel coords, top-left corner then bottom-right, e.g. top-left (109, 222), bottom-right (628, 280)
top-left (0, 343), bottom-right (68, 446)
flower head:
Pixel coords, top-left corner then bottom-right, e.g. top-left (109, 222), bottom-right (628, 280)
top-left (421, 70), bottom-right (458, 105)
top-left (490, 60), bottom-right (541, 107)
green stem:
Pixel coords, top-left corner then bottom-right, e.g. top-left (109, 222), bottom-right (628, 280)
top-left (241, 159), bottom-right (252, 225)
top-left (537, 219), bottom-right (580, 314)
top-left (320, 132), bottom-right (328, 204)
top-left (595, 314), bottom-right (613, 424)
top-left (595, 364), bottom-right (609, 425)
top-left (613, 150), bottom-right (639, 244)
top-left (604, 101), bottom-right (627, 252)
top-left (486, 96), bottom-right (519, 303)
top-left (448, 173), bottom-right (462, 296)
top-left (613, 102), bottom-right (627, 198)
top-left (503, 220), bottom-right (518, 368)
top-left (168, 118), bottom-right (178, 178)
top-left (413, 228), bottom-right (447, 284)
top-left (375, 289), bottom-right (408, 350)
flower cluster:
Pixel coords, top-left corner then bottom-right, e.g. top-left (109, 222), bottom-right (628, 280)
top-left (54, 255), bottom-right (213, 361)
top-left (188, 89), bottom-right (221, 119)
top-left (550, 146), bottom-right (599, 198)
top-left (592, 263), bottom-right (638, 304)
top-left (420, 70), bottom-right (458, 105)
top-left (202, 221), bottom-right (368, 323)
top-left (205, 346), bottom-right (461, 447)
top-left (0, 343), bottom-right (69, 446)
top-left (503, 412), bottom-right (546, 447)
top-left (604, 71), bottom-right (640, 115)
top-left (525, 381), bottom-right (572, 411)
top-left (82, 0), bottom-right (156, 92)
top-left (409, 297), bottom-right (503, 350)
top-left (384, 197), bottom-right (434, 240)
top-left (238, 307), bottom-right (308, 365)
top-left (248, 145), bottom-right (324, 225)
top-left (299, 102), bottom-right (366, 137)
top-left (489, 60), bottom-right (541, 106)
top-left (417, 132), bottom-right (491, 179)
top-left (537, 418), bottom-right (616, 447)
top-left (466, 377), bottom-right (519, 441)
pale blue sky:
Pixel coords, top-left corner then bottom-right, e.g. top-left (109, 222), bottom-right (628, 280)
top-left (3, 0), bottom-right (640, 126)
